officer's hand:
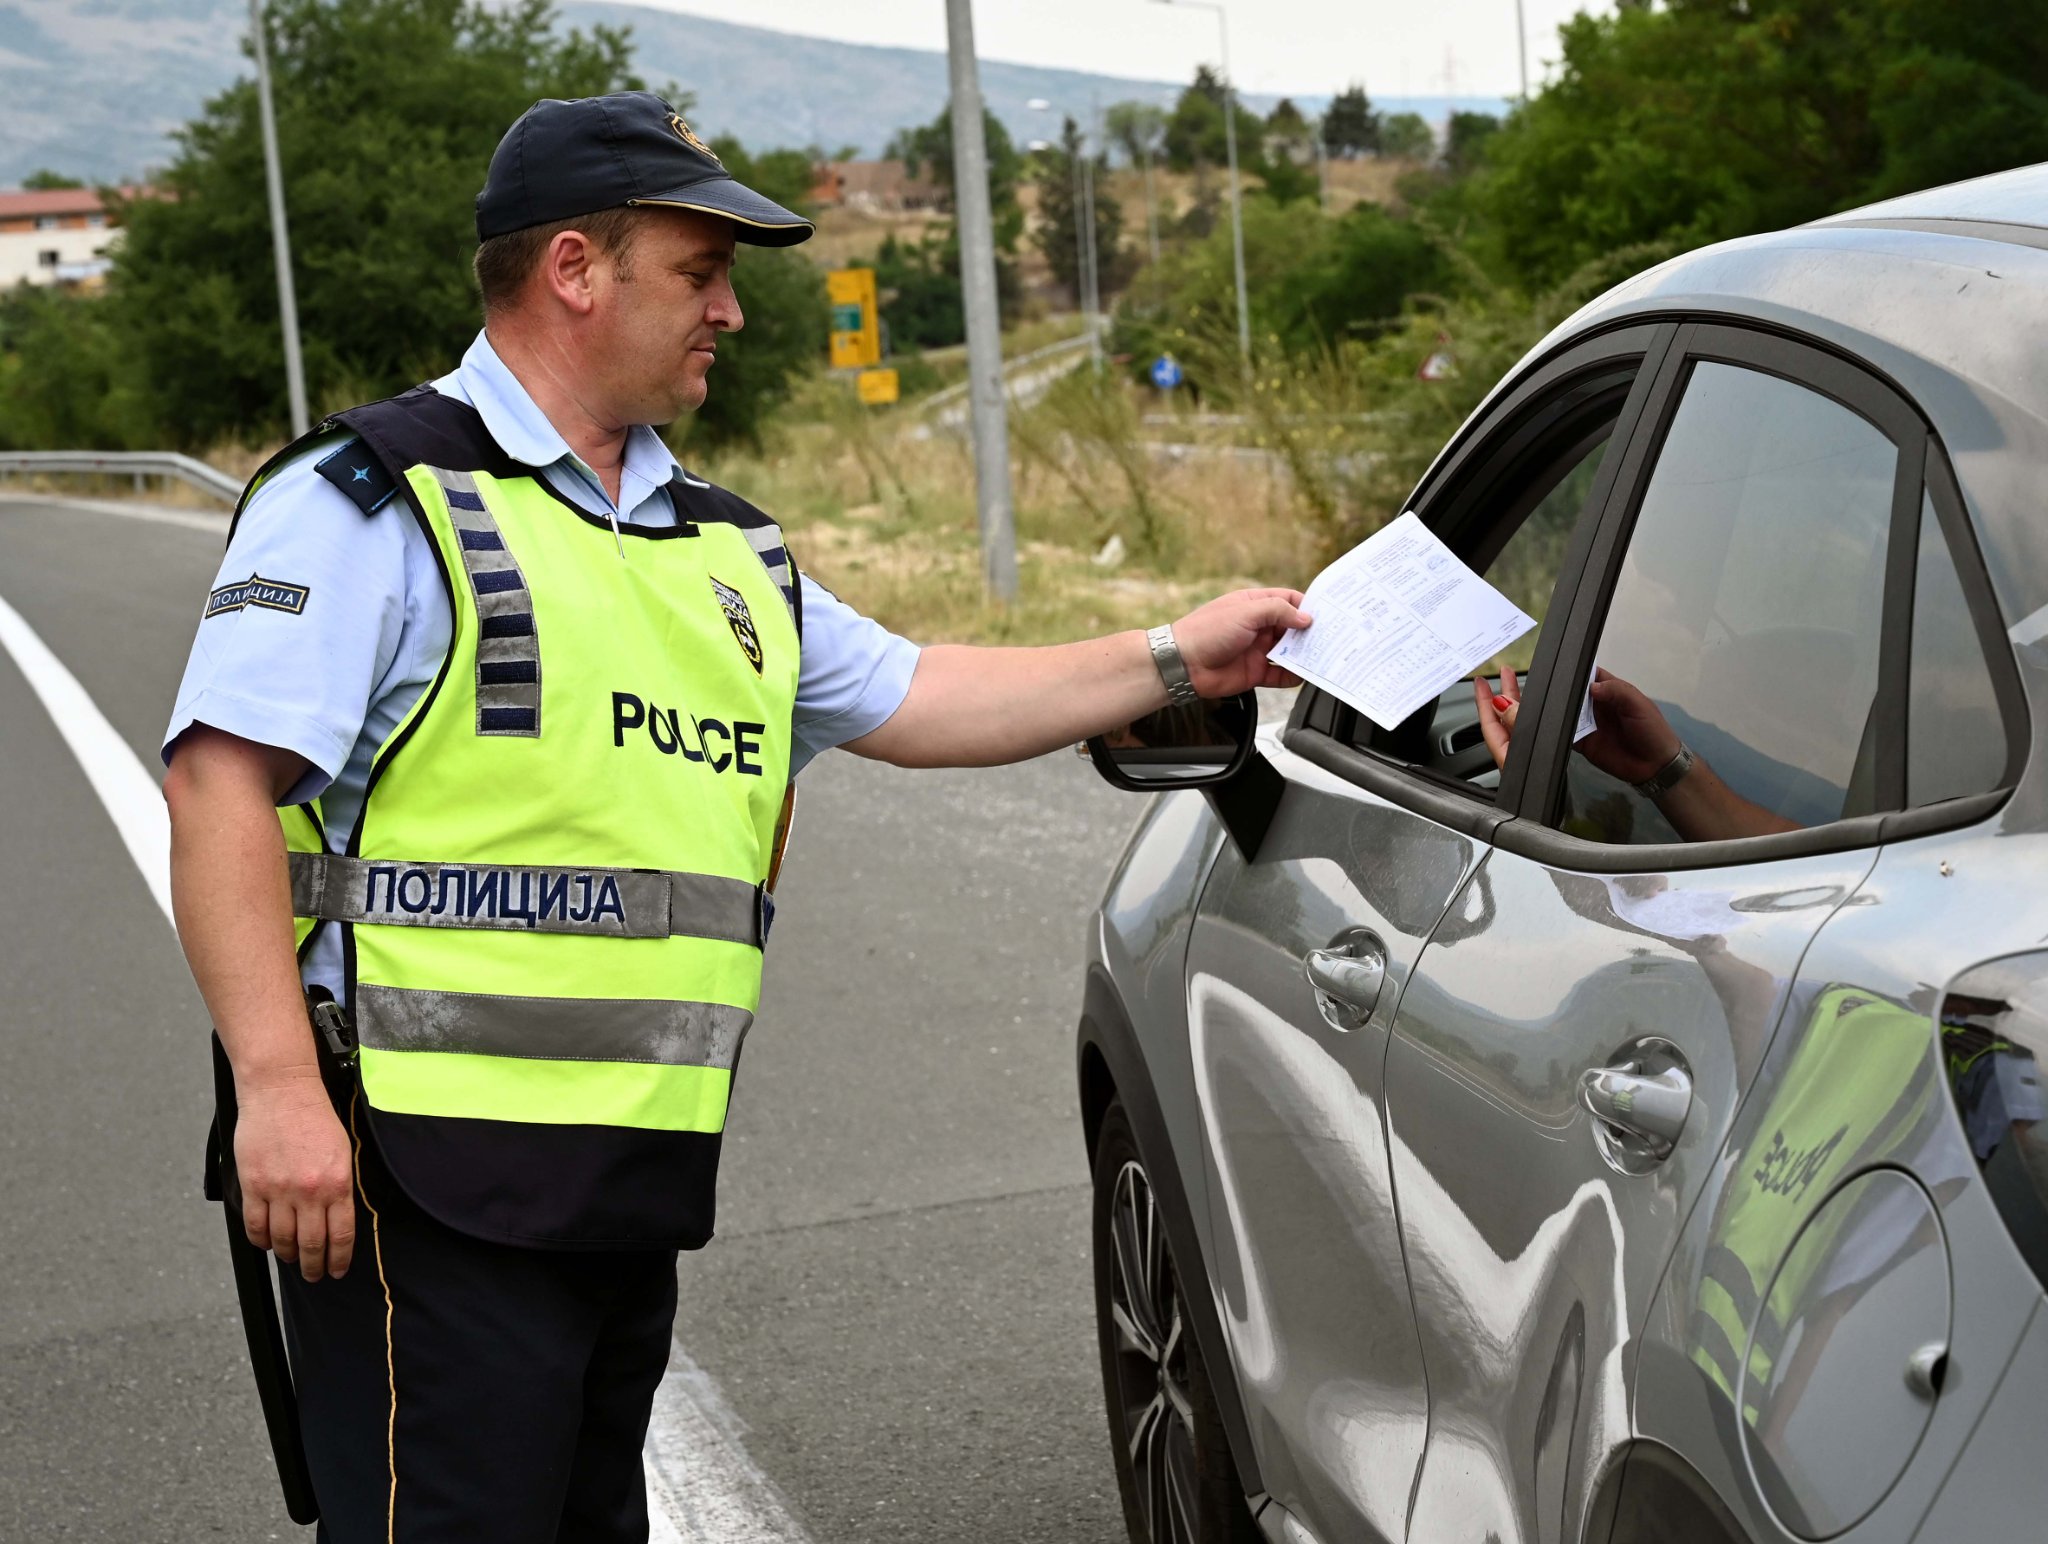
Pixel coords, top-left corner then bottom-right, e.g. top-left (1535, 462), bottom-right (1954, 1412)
top-left (1171, 588), bottom-right (1311, 698)
top-left (234, 1072), bottom-right (356, 1282)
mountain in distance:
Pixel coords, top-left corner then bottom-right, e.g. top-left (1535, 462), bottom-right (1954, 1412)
top-left (0, 0), bottom-right (1507, 185)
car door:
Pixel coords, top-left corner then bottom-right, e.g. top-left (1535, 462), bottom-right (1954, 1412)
top-left (1385, 324), bottom-right (1936, 1544)
top-left (1182, 325), bottom-right (1671, 1544)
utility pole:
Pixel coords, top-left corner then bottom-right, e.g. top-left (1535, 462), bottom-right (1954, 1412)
top-left (249, 0), bottom-right (308, 438)
top-left (1515, 0), bottom-right (1529, 101)
top-left (1313, 115), bottom-right (1330, 213)
top-left (943, 0), bottom-right (1018, 602)
top-left (1080, 103), bottom-right (1102, 371)
top-left (1155, 0), bottom-right (1250, 367)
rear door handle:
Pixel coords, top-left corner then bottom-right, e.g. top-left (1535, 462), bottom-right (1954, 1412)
top-left (1579, 1037), bottom-right (1693, 1171)
top-left (1306, 931), bottom-right (1386, 1030)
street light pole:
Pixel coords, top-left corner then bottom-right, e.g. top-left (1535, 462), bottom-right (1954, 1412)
top-left (1029, 99), bottom-right (1102, 369)
top-left (1079, 108), bottom-right (1102, 371)
top-left (249, 0), bottom-right (308, 438)
top-left (943, 0), bottom-right (1018, 602)
top-left (1515, 0), bottom-right (1529, 100)
top-left (1156, 0), bottom-right (1250, 366)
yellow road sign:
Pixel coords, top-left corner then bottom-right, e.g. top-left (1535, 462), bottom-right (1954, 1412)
top-left (826, 267), bottom-right (881, 370)
top-left (856, 368), bottom-right (900, 406)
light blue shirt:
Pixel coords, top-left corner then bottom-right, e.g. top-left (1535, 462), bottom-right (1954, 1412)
top-left (164, 332), bottom-right (921, 994)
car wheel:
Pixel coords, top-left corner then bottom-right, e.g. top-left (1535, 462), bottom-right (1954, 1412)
top-left (1092, 1099), bottom-right (1258, 1544)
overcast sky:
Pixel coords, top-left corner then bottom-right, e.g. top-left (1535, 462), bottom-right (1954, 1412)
top-left (623, 0), bottom-right (1611, 99)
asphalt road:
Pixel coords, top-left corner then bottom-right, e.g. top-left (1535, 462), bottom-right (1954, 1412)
top-left (0, 493), bottom-right (1143, 1543)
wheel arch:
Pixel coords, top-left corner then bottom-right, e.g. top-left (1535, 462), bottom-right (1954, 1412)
top-left (1078, 964), bottom-right (1267, 1504)
top-left (1588, 1439), bottom-right (1753, 1544)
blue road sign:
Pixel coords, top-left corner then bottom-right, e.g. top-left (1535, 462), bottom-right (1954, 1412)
top-left (1150, 353), bottom-right (1185, 390)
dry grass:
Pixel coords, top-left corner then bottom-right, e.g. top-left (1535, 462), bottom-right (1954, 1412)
top-left (696, 374), bottom-right (1326, 646)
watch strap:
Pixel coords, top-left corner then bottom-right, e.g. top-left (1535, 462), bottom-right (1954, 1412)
top-left (1632, 743), bottom-right (1695, 800)
top-left (1147, 624), bottom-right (1199, 707)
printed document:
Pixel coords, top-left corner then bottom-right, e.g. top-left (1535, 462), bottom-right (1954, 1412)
top-left (1269, 511), bottom-right (1536, 731)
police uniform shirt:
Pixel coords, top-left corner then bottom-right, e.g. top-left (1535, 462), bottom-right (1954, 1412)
top-left (163, 329), bottom-right (921, 1002)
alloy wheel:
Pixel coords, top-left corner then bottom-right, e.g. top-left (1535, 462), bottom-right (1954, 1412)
top-left (1107, 1157), bottom-right (1200, 1544)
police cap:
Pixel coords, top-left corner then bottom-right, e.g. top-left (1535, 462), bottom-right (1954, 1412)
top-left (476, 90), bottom-right (814, 247)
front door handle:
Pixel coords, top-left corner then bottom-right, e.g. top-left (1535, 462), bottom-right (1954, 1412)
top-left (1306, 932), bottom-right (1386, 1031)
top-left (1579, 1038), bottom-right (1693, 1172)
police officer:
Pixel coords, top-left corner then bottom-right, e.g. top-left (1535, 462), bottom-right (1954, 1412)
top-left (162, 90), bottom-right (1308, 1541)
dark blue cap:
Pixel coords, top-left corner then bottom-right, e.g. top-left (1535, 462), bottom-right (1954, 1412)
top-left (475, 91), bottom-right (813, 246)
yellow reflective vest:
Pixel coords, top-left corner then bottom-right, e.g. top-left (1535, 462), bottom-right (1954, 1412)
top-left (247, 387), bottom-right (800, 1246)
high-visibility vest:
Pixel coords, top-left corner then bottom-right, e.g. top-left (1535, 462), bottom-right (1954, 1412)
top-left (1683, 986), bottom-right (1941, 1419)
top-left (240, 386), bottom-right (801, 1246)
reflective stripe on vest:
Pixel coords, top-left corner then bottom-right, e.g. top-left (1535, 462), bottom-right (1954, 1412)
top-left (281, 450), bottom-right (800, 1141)
top-left (288, 852), bottom-right (765, 944)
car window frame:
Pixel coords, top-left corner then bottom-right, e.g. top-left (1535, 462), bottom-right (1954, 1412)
top-left (1495, 320), bottom-right (2022, 874)
top-left (1890, 433), bottom-right (2031, 829)
top-left (1283, 320), bottom-right (1681, 838)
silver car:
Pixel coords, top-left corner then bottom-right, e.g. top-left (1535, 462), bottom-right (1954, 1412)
top-left (1077, 164), bottom-right (2048, 1544)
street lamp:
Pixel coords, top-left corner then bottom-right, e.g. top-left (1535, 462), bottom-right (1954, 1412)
top-left (1027, 99), bottom-right (1103, 371)
top-left (1151, 0), bottom-right (1250, 367)
top-left (249, 0), bottom-right (308, 437)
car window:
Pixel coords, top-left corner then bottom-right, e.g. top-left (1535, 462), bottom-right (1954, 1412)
top-left (1337, 396), bottom-right (1622, 794)
top-left (1557, 362), bottom-right (1900, 845)
top-left (1910, 491), bottom-right (2010, 806)
top-left (1486, 432), bottom-right (1610, 672)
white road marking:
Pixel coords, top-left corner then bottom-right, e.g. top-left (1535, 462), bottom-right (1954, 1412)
top-left (0, 589), bottom-right (174, 922)
top-left (645, 1345), bottom-right (810, 1543)
top-left (0, 507), bottom-right (809, 1544)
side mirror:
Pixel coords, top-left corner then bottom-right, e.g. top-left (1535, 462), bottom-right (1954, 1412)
top-left (1085, 692), bottom-right (1257, 791)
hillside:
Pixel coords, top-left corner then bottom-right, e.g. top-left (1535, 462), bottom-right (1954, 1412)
top-left (0, 0), bottom-right (1503, 185)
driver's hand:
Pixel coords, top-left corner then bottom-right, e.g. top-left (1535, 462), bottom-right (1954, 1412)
top-left (1474, 664), bottom-right (1520, 770)
top-left (1578, 668), bottom-right (1682, 784)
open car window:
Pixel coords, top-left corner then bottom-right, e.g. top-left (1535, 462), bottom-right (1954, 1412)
top-left (1333, 386), bottom-right (1626, 795)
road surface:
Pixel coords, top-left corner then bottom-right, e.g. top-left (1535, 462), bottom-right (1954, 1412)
top-left (0, 492), bottom-right (1143, 1543)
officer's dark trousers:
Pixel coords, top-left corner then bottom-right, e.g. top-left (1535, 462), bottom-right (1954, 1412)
top-left (276, 1090), bottom-right (680, 1544)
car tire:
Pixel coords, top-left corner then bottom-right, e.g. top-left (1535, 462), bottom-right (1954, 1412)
top-left (1092, 1099), bottom-right (1259, 1544)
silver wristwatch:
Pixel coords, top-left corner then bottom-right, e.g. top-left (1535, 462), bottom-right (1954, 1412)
top-left (1632, 743), bottom-right (1695, 800)
top-left (1146, 624), bottom-right (1199, 707)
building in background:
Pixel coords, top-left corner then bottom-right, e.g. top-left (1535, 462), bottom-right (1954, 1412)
top-left (808, 160), bottom-right (943, 214)
top-left (0, 186), bottom-right (139, 290)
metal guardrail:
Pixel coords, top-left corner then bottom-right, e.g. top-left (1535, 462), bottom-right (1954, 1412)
top-left (0, 450), bottom-right (242, 506)
top-left (917, 334), bottom-right (1093, 418)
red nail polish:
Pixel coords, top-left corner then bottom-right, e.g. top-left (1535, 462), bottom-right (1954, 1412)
top-left (1493, 695), bottom-right (1512, 712)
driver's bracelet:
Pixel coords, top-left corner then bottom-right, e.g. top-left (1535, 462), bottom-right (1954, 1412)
top-left (1632, 743), bottom-right (1696, 800)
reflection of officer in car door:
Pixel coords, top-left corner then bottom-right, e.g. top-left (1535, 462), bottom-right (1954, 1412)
top-left (163, 90), bottom-right (1312, 1541)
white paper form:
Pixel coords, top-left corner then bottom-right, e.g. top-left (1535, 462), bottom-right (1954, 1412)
top-left (1269, 511), bottom-right (1537, 731)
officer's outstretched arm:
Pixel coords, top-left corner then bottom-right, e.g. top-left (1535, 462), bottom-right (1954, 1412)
top-left (165, 727), bottom-right (356, 1282)
top-left (846, 588), bottom-right (1309, 769)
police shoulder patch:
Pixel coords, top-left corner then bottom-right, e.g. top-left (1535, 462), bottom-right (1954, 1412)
top-left (710, 576), bottom-right (763, 674)
top-left (206, 573), bottom-right (310, 620)
top-left (314, 437), bottom-right (398, 515)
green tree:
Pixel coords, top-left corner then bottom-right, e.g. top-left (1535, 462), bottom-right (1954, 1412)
top-left (0, 285), bottom-right (150, 449)
top-left (1163, 66), bottom-right (1267, 173)
top-left (1028, 118), bottom-right (1128, 304)
top-left (1103, 101), bottom-right (1167, 168)
top-left (106, 0), bottom-right (643, 449)
top-left (1321, 84), bottom-right (1379, 158)
top-left (1458, 0), bottom-right (2048, 286)
top-left (884, 102), bottom-right (1024, 251)
top-left (20, 169), bottom-right (86, 190)
top-left (1380, 112), bottom-right (1435, 160)
top-left (1442, 111), bottom-right (1501, 175)
top-left (1265, 97), bottom-right (1311, 155)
